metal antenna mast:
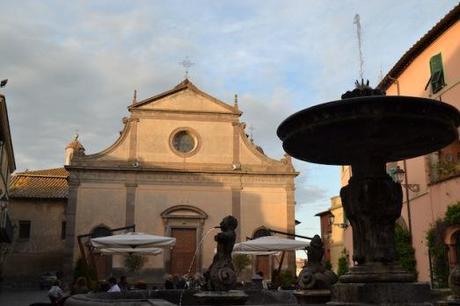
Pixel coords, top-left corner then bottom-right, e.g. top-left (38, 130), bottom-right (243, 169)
top-left (353, 14), bottom-right (364, 80)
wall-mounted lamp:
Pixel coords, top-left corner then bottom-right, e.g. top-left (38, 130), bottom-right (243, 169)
top-left (329, 213), bottom-right (349, 229)
top-left (394, 166), bottom-right (420, 192)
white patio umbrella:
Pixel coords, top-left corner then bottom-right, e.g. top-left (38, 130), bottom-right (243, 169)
top-left (233, 236), bottom-right (308, 252)
top-left (91, 232), bottom-right (176, 249)
top-left (232, 250), bottom-right (281, 256)
top-left (97, 247), bottom-right (162, 255)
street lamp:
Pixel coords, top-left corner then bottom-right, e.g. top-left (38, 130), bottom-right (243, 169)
top-left (394, 166), bottom-right (420, 192)
top-left (329, 212), bottom-right (349, 229)
top-left (394, 165), bottom-right (420, 239)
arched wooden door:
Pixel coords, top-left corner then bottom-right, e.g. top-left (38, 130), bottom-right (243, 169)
top-left (90, 226), bottom-right (112, 280)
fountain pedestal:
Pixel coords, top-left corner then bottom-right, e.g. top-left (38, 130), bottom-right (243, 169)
top-left (277, 82), bottom-right (460, 305)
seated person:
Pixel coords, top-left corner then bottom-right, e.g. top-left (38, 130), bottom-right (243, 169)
top-left (118, 275), bottom-right (129, 291)
top-left (48, 280), bottom-right (64, 305)
top-left (107, 277), bottom-right (121, 292)
top-left (71, 277), bottom-right (89, 295)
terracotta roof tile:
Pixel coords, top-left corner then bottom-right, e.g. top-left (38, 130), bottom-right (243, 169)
top-left (9, 168), bottom-right (69, 199)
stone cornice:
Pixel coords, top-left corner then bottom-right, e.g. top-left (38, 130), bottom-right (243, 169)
top-left (67, 169), bottom-right (295, 186)
top-left (131, 108), bottom-right (241, 120)
top-left (67, 162), bottom-right (298, 176)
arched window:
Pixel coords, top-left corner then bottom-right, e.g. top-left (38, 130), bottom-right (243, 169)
top-left (90, 225), bottom-right (112, 238)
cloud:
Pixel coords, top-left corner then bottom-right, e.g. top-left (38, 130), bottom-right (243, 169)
top-left (0, 0), bottom-right (457, 238)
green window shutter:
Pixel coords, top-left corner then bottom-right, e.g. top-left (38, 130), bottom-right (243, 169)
top-left (429, 53), bottom-right (445, 94)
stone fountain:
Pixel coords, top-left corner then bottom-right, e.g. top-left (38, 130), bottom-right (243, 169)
top-left (277, 81), bottom-right (460, 305)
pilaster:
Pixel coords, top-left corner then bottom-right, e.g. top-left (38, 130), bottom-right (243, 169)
top-left (286, 181), bottom-right (296, 272)
top-left (232, 185), bottom-right (242, 241)
top-left (125, 182), bottom-right (137, 226)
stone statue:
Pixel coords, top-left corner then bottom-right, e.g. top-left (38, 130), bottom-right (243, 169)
top-left (297, 235), bottom-right (338, 290)
top-left (205, 215), bottom-right (238, 291)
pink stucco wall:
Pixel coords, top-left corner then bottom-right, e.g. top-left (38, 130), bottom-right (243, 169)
top-left (384, 19), bottom-right (460, 282)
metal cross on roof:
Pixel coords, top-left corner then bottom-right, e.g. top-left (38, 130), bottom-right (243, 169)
top-left (179, 57), bottom-right (195, 79)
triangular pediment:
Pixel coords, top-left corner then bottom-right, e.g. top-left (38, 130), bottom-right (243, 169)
top-left (130, 79), bottom-right (238, 114)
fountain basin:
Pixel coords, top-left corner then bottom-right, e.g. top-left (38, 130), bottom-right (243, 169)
top-left (277, 95), bottom-right (460, 165)
top-left (64, 289), bottom-right (299, 306)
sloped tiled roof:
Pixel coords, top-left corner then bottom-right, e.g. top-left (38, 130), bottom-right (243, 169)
top-left (9, 167), bottom-right (69, 199)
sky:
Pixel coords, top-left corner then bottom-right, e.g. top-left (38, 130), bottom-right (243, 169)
top-left (0, 0), bottom-right (458, 242)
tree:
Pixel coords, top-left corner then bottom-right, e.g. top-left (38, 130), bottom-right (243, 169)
top-left (337, 248), bottom-right (349, 277)
top-left (124, 254), bottom-right (146, 273)
top-left (232, 254), bottom-right (251, 276)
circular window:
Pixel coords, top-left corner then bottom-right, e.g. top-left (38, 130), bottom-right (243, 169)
top-left (173, 131), bottom-right (195, 153)
top-left (169, 128), bottom-right (201, 157)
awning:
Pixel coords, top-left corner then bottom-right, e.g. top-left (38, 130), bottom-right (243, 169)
top-left (233, 236), bottom-right (308, 252)
top-left (91, 232), bottom-right (176, 249)
top-left (96, 247), bottom-right (162, 255)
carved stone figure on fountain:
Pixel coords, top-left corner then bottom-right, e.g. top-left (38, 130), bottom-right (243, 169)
top-left (205, 215), bottom-right (238, 291)
top-left (297, 235), bottom-right (338, 290)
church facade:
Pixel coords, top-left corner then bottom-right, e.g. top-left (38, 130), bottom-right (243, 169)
top-left (7, 80), bottom-right (297, 282)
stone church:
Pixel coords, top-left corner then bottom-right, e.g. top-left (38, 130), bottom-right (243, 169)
top-left (6, 79), bottom-right (297, 283)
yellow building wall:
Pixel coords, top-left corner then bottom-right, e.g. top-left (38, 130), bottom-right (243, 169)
top-left (6, 199), bottom-right (66, 279)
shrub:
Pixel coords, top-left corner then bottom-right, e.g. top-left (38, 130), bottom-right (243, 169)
top-left (73, 257), bottom-right (97, 289)
top-left (337, 249), bottom-right (349, 277)
top-left (232, 254), bottom-right (251, 276)
top-left (124, 254), bottom-right (146, 273)
top-left (395, 224), bottom-right (417, 276)
top-left (425, 202), bottom-right (460, 289)
top-left (445, 202), bottom-right (460, 225)
top-left (279, 270), bottom-right (295, 289)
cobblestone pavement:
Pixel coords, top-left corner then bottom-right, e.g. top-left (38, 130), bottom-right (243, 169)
top-left (0, 289), bottom-right (50, 306)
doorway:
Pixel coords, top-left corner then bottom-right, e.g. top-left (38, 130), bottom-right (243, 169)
top-left (170, 228), bottom-right (197, 275)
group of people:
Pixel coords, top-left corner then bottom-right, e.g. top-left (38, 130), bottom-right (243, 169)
top-left (47, 277), bottom-right (90, 305)
top-left (164, 272), bottom-right (205, 290)
top-left (46, 275), bottom-right (128, 305)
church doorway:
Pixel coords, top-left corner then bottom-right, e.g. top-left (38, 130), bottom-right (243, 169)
top-left (90, 226), bottom-right (112, 280)
top-left (252, 227), bottom-right (273, 279)
top-left (170, 228), bottom-right (197, 275)
top-left (255, 255), bottom-right (270, 279)
top-left (161, 205), bottom-right (207, 274)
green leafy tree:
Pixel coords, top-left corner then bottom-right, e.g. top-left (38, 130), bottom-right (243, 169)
top-left (124, 254), bottom-right (146, 273)
top-left (337, 248), bottom-right (349, 277)
top-left (395, 224), bottom-right (417, 275)
top-left (73, 257), bottom-right (97, 289)
top-left (232, 254), bottom-right (251, 276)
top-left (445, 202), bottom-right (460, 225)
top-left (425, 202), bottom-right (460, 288)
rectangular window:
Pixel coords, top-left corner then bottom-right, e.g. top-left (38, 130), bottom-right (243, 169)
top-left (429, 53), bottom-right (446, 94)
top-left (18, 220), bottom-right (31, 240)
top-left (61, 221), bottom-right (66, 240)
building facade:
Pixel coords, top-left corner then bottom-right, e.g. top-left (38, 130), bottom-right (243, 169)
top-left (0, 92), bottom-right (16, 242)
top-left (0, 91), bottom-right (16, 281)
top-left (6, 168), bottom-right (67, 283)
top-left (6, 80), bottom-right (297, 283)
